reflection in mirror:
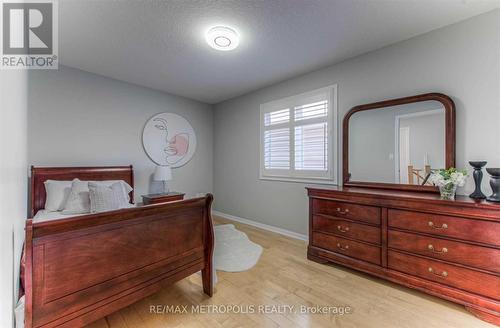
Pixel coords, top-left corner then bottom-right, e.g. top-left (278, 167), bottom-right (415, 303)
top-left (349, 100), bottom-right (445, 185)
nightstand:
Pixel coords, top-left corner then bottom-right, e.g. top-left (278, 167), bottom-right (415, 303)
top-left (142, 192), bottom-right (185, 205)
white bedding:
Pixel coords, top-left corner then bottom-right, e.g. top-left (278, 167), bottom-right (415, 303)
top-left (33, 209), bottom-right (85, 222)
top-left (33, 203), bottom-right (136, 223)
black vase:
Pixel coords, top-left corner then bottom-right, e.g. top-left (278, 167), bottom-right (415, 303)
top-left (469, 161), bottom-right (487, 199)
top-left (486, 168), bottom-right (500, 203)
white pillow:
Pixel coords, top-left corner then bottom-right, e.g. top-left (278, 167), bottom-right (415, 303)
top-left (98, 180), bottom-right (133, 202)
top-left (88, 182), bottom-right (130, 213)
top-left (43, 180), bottom-right (72, 212)
top-left (14, 295), bottom-right (24, 328)
top-left (62, 179), bottom-right (91, 215)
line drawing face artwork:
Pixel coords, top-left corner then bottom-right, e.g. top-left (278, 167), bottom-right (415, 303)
top-left (143, 113), bottom-right (197, 167)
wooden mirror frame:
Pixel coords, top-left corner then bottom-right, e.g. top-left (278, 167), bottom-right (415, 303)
top-left (342, 93), bottom-right (456, 192)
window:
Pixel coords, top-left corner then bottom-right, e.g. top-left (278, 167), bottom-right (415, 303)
top-left (260, 85), bottom-right (337, 184)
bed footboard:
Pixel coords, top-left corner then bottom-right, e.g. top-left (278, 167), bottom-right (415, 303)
top-left (24, 194), bottom-right (214, 328)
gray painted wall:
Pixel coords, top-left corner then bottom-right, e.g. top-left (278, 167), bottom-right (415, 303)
top-left (28, 66), bottom-right (214, 202)
top-left (213, 10), bottom-right (500, 235)
top-left (0, 70), bottom-right (28, 327)
top-left (350, 108), bottom-right (399, 183)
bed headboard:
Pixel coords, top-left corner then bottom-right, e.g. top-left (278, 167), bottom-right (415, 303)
top-left (30, 165), bottom-right (134, 217)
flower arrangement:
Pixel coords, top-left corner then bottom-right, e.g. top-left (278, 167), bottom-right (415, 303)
top-left (428, 167), bottom-right (468, 200)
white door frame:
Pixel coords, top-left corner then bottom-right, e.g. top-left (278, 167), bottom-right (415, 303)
top-left (397, 126), bottom-right (410, 183)
top-left (394, 109), bottom-right (442, 183)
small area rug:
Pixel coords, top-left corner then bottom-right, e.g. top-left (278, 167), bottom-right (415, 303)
top-left (214, 224), bottom-right (263, 272)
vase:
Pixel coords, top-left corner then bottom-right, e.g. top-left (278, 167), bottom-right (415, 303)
top-left (439, 183), bottom-right (457, 200)
top-left (469, 161), bottom-right (487, 199)
top-left (486, 168), bottom-right (500, 203)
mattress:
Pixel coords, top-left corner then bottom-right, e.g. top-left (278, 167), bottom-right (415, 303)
top-left (33, 210), bottom-right (86, 222)
top-left (33, 204), bottom-right (136, 223)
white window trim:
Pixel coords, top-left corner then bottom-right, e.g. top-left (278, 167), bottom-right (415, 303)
top-left (259, 84), bottom-right (338, 185)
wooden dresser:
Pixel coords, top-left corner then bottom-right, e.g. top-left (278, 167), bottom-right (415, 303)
top-left (307, 186), bottom-right (500, 325)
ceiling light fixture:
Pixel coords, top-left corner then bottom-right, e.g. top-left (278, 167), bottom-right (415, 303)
top-left (206, 26), bottom-right (239, 51)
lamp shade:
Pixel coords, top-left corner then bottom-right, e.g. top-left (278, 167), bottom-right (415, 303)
top-left (153, 165), bottom-right (172, 181)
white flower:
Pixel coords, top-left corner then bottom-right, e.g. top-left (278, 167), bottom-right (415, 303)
top-left (429, 170), bottom-right (467, 187)
top-left (428, 173), bottom-right (446, 187)
top-left (450, 172), bottom-right (466, 187)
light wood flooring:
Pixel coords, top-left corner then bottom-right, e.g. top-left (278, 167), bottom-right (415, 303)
top-left (87, 215), bottom-right (495, 328)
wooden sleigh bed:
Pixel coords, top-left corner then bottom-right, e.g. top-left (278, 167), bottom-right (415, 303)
top-left (23, 166), bottom-right (214, 328)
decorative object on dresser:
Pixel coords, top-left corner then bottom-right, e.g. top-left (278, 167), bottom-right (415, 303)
top-left (486, 168), bottom-right (500, 203)
top-left (469, 161), bottom-right (487, 199)
top-left (24, 166), bottom-right (213, 328)
top-left (154, 165), bottom-right (172, 193)
top-left (343, 93), bottom-right (455, 192)
top-left (307, 186), bottom-right (500, 325)
top-left (143, 112), bottom-right (197, 168)
top-left (427, 167), bottom-right (467, 200)
top-left (142, 192), bottom-right (185, 205)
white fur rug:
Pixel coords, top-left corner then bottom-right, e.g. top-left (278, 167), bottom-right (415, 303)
top-left (214, 224), bottom-right (263, 272)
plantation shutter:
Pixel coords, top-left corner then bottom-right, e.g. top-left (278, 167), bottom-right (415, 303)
top-left (260, 86), bottom-right (336, 183)
top-left (263, 109), bottom-right (290, 170)
top-left (294, 100), bottom-right (328, 171)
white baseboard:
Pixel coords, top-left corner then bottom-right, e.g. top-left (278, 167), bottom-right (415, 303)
top-left (212, 210), bottom-right (308, 241)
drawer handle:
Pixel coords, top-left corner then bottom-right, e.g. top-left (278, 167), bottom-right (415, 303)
top-left (428, 221), bottom-right (448, 230)
top-left (336, 242), bottom-right (349, 251)
top-left (427, 244), bottom-right (448, 254)
top-left (337, 225), bottom-right (350, 233)
top-left (428, 267), bottom-right (448, 278)
top-left (336, 208), bottom-right (350, 215)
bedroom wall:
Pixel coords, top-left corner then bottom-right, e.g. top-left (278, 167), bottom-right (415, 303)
top-left (213, 9), bottom-right (500, 236)
top-left (0, 70), bottom-right (28, 327)
top-left (28, 66), bottom-right (213, 202)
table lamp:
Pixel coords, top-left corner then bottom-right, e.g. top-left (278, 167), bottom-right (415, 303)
top-left (154, 165), bottom-right (172, 193)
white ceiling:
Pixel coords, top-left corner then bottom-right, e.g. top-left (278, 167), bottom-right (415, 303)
top-left (59, 0), bottom-right (500, 104)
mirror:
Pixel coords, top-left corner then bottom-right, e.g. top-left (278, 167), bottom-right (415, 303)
top-left (343, 93), bottom-right (455, 192)
top-left (350, 101), bottom-right (445, 184)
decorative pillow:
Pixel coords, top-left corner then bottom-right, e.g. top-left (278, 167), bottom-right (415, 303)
top-left (62, 179), bottom-right (91, 215)
top-left (88, 182), bottom-right (130, 213)
top-left (43, 180), bottom-right (72, 212)
top-left (99, 180), bottom-right (133, 202)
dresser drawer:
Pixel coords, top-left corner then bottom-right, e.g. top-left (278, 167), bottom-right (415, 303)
top-left (312, 199), bottom-right (381, 225)
top-left (388, 230), bottom-right (500, 273)
top-left (388, 251), bottom-right (500, 300)
top-left (388, 209), bottom-right (500, 247)
top-left (313, 215), bottom-right (381, 245)
top-left (312, 232), bottom-right (381, 265)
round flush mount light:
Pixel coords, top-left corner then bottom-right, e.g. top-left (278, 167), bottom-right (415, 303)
top-left (206, 26), bottom-right (239, 51)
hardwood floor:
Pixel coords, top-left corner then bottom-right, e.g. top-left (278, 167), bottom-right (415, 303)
top-left (87, 215), bottom-right (495, 328)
